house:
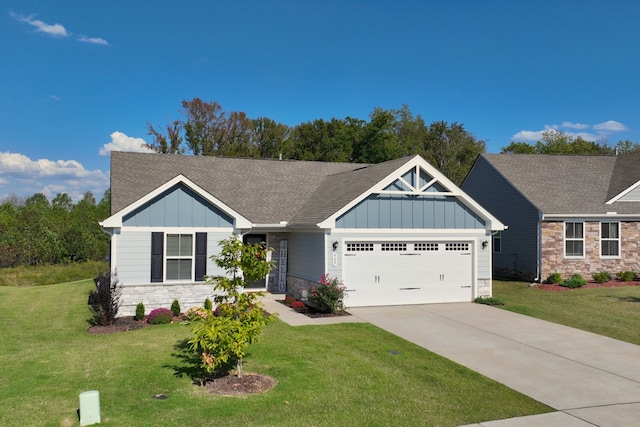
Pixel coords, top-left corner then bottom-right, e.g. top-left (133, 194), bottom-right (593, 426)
top-left (100, 152), bottom-right (505, 316)
top-left (461, 152), bottom-right (640, 282)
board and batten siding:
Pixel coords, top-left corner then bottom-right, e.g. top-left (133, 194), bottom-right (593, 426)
top-left (122, 184), bottom-right (234, 228)
top-left (462, 156), bottom-right (540, 277)
top-left (335, 195), bottom-right (485, 229)
top-left (287, 232), bottom-right (325, 281)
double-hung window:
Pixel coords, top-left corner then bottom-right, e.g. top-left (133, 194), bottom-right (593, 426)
top-left (565, 222), bottom-right (584, 257)
top-left (166, 234), bottom-right (193, 280)
top-left (600, 222), bottom-right (620, 257)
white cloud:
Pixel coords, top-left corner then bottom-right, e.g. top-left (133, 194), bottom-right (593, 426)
top-left (593, 120), bottom-right (627, 132)
top-left (78, 35), bottom-right (110, 46)
top-left (0, 152), bottom-right (109, 202)
top-left (513, 120), bottom-right (628, 142)
top-left (11, 13), bottom-right (70, 37)
top-left (99, 131), bottom-right (156, 156)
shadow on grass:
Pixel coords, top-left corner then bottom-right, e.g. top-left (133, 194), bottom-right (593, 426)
top-left (610, 295), bottom-right (640, 303)
top-left (164, 339), bottom-right (236, 385)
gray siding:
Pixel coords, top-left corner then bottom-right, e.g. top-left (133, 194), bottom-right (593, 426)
top-left (462, 156), bottom-right (540, 277)
top-left (123, 184), bottom-right (234, 227)
top-left (619, 185), bottom-right (640, 201)
top-left (335, 195), bottom-right (486, 229)
top-left (115, 231), bottom-right (151, 284)
top-left (287, 232), bottom-right (325, 281)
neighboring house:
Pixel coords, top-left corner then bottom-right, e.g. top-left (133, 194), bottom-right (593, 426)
top-left (101, 152), bottom-right (505, 315)
top-left (462, 152), bottom-right (640, 282)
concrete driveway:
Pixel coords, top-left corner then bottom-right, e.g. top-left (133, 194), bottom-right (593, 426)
top-left (347, 303), bottom-right (640, 427)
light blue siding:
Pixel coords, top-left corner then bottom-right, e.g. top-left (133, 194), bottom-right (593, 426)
top-left (116, 231), bottom-right (151, 284)
top-left (123, 184), bottom-right (234, 227)
top-left (288, 232), bottom-right (325, 281)
top-left (336, 195), bottom-right (486, 229)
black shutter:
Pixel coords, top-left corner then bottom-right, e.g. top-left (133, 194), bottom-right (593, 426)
top-left (151, 232), bottom-right (164, 282)
top-left (195, 232), bottom-right (207, 281)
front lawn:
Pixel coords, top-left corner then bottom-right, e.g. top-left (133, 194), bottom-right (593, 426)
top-left (0, 280), bottom-right (551, 426)
top-left (493, 280), bottom-right (640, 345)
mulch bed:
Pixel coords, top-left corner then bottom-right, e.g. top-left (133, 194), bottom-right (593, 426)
top-left (203, 373), bottom-right (277, 395)
top-left (86, 315), bottom-right (184, 334)
top-left (277, 300), bottom-right (351, 318)
top-left (536, 280), bottom-right (640, 292)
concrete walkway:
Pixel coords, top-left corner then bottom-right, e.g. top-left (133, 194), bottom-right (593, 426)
top-left (261, 295), bottom-right (640, 426)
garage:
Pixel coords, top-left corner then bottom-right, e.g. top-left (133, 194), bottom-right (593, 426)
top-left (342, 240), bottom-right (473, 307)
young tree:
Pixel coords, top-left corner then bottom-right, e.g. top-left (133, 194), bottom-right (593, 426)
top-left (188, 234), bottom-right (276, 378)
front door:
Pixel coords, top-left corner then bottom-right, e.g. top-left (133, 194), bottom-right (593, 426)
top-left (243, 234), bottom-right (267, 289)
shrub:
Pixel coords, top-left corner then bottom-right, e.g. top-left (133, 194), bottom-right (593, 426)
top-left (474, 296), bottom-right (504, 306)
top-left (283, 296), bottom-right (296, 306)
top-left (546, 273), bottom-right (562, 284)
top-left (616, 271), bottom-right (636, 282)
top-left (204, 298), bottom-right (213, 311)
top-left (214, 302), bottom-right (234, 317)
top-left (561, 274), bottom-right (587, 289)
top-left (147, 308), bottom-right (172, 324)
top-left (289, 300), bottom-right (306, 311)
top-left (592, 271), bottom-right (612, 284)
top-left (308, 273), bottom-right (346, 314)
top-left (88, 272), bottom-right (121, 326)
top-left (135, 302), bottom-right (145, 321)
top-left (184, 307), bottom-right (208, 322)
top-left (171, 299), bottom-right (181, 316)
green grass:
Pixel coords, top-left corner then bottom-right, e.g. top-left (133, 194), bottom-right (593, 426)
top-left (0, 280), bottom-right (551, 426)
top-left (0, 261), bottom-right (108, 286)
top-left (494, 280), bottom-right (640, 345)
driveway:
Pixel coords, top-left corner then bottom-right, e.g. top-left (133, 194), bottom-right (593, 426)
top-left (347, 303), bottom-right (640, 427)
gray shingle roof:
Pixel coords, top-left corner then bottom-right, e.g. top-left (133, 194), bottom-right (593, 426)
top-left (110, 152), bottom-right (415, 225)
top-left (480, 153), bottom-right (640, 215)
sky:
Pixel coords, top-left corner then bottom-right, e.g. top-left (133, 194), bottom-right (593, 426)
top-left (2, 0), bottom-right (640, 202)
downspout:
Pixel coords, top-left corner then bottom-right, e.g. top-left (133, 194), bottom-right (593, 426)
top-left (536, 211), bottom-right (543, 282)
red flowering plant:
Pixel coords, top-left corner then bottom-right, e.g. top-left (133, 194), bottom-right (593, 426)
top-left (289, 300), bottom-right (306, 312)
top-left (308, 273), bottom-right (346, 314)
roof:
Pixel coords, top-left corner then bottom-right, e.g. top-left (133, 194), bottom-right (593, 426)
top-left (110, 152), bottom-right (407, 225)
top-left (479, 153), bottom-right (640, 216)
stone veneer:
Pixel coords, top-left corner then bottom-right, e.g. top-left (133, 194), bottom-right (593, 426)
top-left (286, 275), bottom-right (318, 302)
top-left (541, 221), bottom-right (640, 280)
top-left (119, 282), bottom-right (220, 317)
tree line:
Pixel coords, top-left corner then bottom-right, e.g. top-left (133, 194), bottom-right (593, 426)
top-left (146, 99), bottom-right (486, 185)
top-left (0, 191), bottom-right (110, 268)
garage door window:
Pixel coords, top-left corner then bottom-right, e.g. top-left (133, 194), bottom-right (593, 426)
top-left (445, 243), bottom-right (469, 251)
top-left (346, 243), bottom-right (374, 251)
top-left (381, 243), bottom-right (407, 251)
top-left (415, 242), bottom-right (438, 251)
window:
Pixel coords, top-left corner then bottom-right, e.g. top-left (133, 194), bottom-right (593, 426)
top-left (445, 243), bottom-right (469, 251)
top-left (565, 222), bottom-right (584, 257)
top-left (493, 231), bottom-right (501, 253)
top-left (601, 222), bottom-right (620, 257)
top-left (166, 234), bottom-right (193, 280)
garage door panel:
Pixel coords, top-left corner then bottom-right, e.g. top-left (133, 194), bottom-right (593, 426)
top-left (343, 241), bottom-right (472, 307)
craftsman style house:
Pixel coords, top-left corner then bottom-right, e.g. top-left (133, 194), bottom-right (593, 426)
top-left (462, 152), bottom-right (640, 282)
top-left (101, 152), bottom-right (504, 315)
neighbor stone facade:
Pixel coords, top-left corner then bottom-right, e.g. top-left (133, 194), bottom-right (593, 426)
top-left (541, 221), bottom-right (640, 280)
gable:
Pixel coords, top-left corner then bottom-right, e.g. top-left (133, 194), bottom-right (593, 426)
top-left (319, 156), bottom-right (503, 230)
top-left (123, 183), bottom-right (234, 227)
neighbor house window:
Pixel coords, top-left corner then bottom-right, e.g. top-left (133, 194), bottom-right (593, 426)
top-left (565, 222), bottom-right (584, 257)
top-left (166, 234), bottom-right (193, 280)
top-left (601, 222), bottom-right (620, 257)
top-left (493, 231), bottom-right (501, 253)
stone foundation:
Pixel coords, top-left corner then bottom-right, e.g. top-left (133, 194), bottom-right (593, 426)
top-left (286, 275), bottom-right (319, 302)
top-left (476, 278), bottom-right (491, 298)
top-left (119, 282), bottom-right (220, 317)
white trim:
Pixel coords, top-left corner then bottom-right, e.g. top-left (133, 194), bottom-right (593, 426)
top-left (117, 226), bottom-right (234, 233)
top-left (317, 155), bottom-right (505, 231)
top-left (164, 233), bottom-right (195, 282)
top-left (606, 180), bottom-right (640, 204)
top-left (600, 221), bottom-right (621, 259)
top-left (331, 228), bottom-right (488, 235)
top-left (544, 213), bottom-right (640, 220)
top-left (564, 221), bottom-right (585, 258)
top-left (99, 174), bottom-right (252, 228)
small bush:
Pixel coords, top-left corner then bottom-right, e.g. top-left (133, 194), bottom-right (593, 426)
top-left (283, 296), bottom-right (296, 306)
top-left (204, 298), bottom-right (213, 311)
top-left (474, 296), bottom-right (504, 306)
top-left (183, 306), bottom-right (208, 322)
top-left (309, 273), bottom-right (346, 314)
top-left (592, 271), bottom-right (612, 284)
top-left (171, 299), bottom-right (181, 316)
top-left (616, 271), bottom-right (636, 282)
top-left (561, 274), bottom-right (587, 289)
top-left (147, 308), bottom-right (172, 324)
top-left (88, 272), bottom-right (121, 326)
top-left (289, 300), bottom-right (306, 311)
top-left (546, 273), bottom-right (562, 284)
top-left (213, 302), bottom-right (234, 317)
top-left (135, 302), bottom-right (145, 321)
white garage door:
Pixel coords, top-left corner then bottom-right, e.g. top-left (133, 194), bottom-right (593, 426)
top-left (342, 241), bottom-right (473, 307)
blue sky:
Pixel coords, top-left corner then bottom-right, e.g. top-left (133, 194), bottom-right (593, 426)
top-left (2, 0), bottom-right (640, 202)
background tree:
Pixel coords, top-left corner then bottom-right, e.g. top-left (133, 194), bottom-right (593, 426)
top-left (501, 130), bottom-right (619, 155)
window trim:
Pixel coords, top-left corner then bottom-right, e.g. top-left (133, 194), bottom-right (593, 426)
top-left (165, 233), bottom-right (194, 281)
top-left (600, 222), bottom-right (621, 259)
top-left (493, 231), bottom-right (501, 254)
top-left (564, 221), bottom-right (585, 258)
